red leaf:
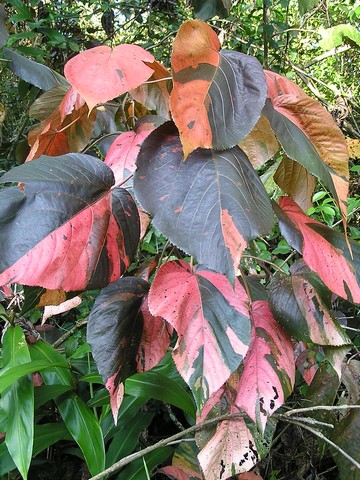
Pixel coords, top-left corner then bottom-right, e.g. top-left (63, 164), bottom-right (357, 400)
top-left (236, 300), bottom-right (295, 432)
top-left (136, 297), bottom-right (173, 373)
top-left (64, 45), bottom-right (155, 111)
top-left (170, 20), bottom-right (267, 157)
top-left (0, 154), bottom-right (140, 291)
top-left (148, 260), bottom-right (251, 410)
top-left (277, 196), bottom-right (360, 303)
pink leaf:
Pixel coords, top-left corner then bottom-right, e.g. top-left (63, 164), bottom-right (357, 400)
top-left (198, 417), bottom-right (258, 479)
top-left (278, 196), bottom-right (360, 303)
top-left (64, 45), bottom-right (155, 111)
top-left (148, 260), bottom-right (251, 410)
top-left (236, 300), bottom-right (295, 432)
top-left (136, 297), bottom-right (173, 373)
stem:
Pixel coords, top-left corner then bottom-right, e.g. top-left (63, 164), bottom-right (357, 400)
top-left (82, 132), bottom-right (121, 154)
top-left (282, 405), bottom-right (360, 417)
top-left (241, 255), bottom-right (289, 274)
top-left (88, 412), bottom-right (245, 480)
top-left (283, 417), bottom-right (360, 471)
top-left (52, 319), bottom-right (88, 349)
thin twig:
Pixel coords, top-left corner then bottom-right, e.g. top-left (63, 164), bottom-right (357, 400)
top-left (282, 405), bottom-right (360, 417)
top-left (88, 412), bottom-right (245, 480)
top-left (52, 319), bottom-right (88, 349)
top-left (283, 417), bottom-right (360, 471)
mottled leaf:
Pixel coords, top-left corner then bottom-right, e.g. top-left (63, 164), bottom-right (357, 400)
top-left (274, 156), bottom-right (316, 211)
top-left (236, 300), bottom-right (295, 432)
top-left (0, 154), bottom-right (140, 291)
top-left (64, 45), bottom-right (155, 111)
top-left (170, 20), bottom-right (267, 157)
top-left (264, 71), bottom-right (349, 220)
top-left (269, 273), bottom-right (351, 346)
top-left (87, 277), bottom-right (149, 421)
top-left (239, 115), bottom-right (279, 169)
top-left (130, 61), bottom-right (171, 119)
top-left (276, 196), bottom-right (360, 303)
top-left (197, 373), bottom-right (259, 480)
top-left (134, 122), bottom-right (274, 281)
top-left (148, 260), bottom-right (251, 410)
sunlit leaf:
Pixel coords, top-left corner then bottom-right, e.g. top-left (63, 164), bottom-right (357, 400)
top-left (64, 45), bottom-right (155, 111)
top-left (149, 260), bottom-right (251, 410)
top-left (236, 300), bottom-right (295, 432)
top-left (170, 20), bottom-right (267, 157)
top-left (134, 122), bottom-right (274, 281)
top-left (0, 154), bottom-right (140, 291)
top-left (274, 156), bottom-right (316, 211)
top-left (319, 24), bottom-right (360, 50)
top-left (239, 115), bottom-right (279, 169)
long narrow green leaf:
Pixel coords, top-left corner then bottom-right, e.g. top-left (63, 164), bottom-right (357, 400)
top-left (30, 341), bottom-right (105, 475)
top-left (34, 384), bottom-right (73, 409)
top-left (1, 326), bottom-right (33, 480)
top-left (0, 360), bottom-right (69, 393)
top-left (106, 412), bottom-right (154, 467)
top-left (125, 371), bottom-right (196, 418)
top-left (0, 443), bottom-right (16, 475)
top-left (117, 447), bottom-right (173, 480)
top-left (33, 424), bottom-right (72, 456)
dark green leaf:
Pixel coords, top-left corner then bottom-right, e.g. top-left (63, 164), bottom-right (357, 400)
top-left (3, 47), bottom-right (68, 90)
top-left (190, 0), bottom-right (231, 19)
top-left (125, 370), bottom-right (196, 418)
top-left (34, 384), bottom-right (74, 409)
top-left (33, 423), bottom-right (72, 456)
top-left (106, 412), bottom-right (154, 467)
top-left (134, 122), bottom-right (274, 282)
top-left (331, 407), bottom-right (360, 480)
top-left (117, 447), bottom-right (173, 480)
